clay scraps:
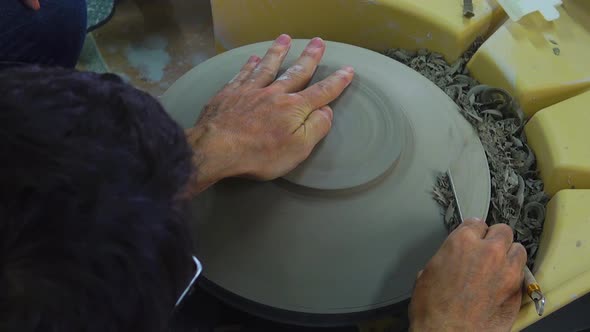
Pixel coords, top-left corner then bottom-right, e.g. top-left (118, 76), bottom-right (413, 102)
top-left (384, 45), bottom-right (548, 268)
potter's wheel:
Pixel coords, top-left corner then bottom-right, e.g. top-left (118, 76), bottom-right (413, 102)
top-left (162, 40), bottom-right (490, 325)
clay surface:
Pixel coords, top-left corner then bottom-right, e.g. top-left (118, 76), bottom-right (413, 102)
top-left (281, 64), bottom-right (404, 190)
top-left (161, 40), bottom-right (490, 318)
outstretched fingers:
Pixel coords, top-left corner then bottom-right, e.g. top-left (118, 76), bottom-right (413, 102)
top-left (246, 34), bottom-right (292, 88)
top-left (226, 55), bottom-right (262, 88)
top-left (271, 37), bottom-right (326, 93)
top-left (298, 66), bottom-right (354, 112)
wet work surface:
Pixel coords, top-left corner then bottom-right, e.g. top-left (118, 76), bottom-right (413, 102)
top-left (92, 0), bottom-right (216, 96)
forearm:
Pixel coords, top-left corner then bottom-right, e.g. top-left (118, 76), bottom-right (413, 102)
top-left (184, 125), bottom-right (241, 197)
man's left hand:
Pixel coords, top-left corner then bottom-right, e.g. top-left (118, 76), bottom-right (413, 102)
top-left (186, 34), bottom-right (354, 193)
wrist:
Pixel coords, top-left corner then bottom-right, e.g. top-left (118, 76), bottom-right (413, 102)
top-left (184, 125), bottom-right (240, 195)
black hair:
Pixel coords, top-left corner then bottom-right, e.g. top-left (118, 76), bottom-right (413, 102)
top-left (0, 66), bottom-right (194, 332)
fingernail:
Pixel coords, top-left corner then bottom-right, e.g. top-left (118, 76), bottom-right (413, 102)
top-left (321, 107), bottom-right (334, 121)
top-left (309, 37), bottom-right (324, 48)
top-left (248, 55), bottom-right (260, 63)
top-left (342, 66), bottom-right (354, 74)
top-left (276, 34), bottom-right (291, 45)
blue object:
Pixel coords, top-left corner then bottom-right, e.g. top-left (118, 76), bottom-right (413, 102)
top-left (0, 0), bottom-right (87, 68)
top-left (87, 0), bottom-right (115, 32)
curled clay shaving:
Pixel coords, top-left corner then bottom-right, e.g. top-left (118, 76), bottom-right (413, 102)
top-left (385, 42), bottom-right (548, 268)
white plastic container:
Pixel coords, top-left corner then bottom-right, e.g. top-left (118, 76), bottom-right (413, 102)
top-left (497, 0), bottom-right (562, 21)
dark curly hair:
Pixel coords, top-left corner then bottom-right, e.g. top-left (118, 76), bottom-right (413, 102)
top-left (0, 66), bottom-right (195, 332)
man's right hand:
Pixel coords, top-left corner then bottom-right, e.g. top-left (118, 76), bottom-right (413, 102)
top-left (409, 219), bottom-right (527, 332)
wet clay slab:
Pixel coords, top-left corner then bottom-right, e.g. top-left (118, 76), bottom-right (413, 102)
top-left (161, 40), bottom-right (490, 323)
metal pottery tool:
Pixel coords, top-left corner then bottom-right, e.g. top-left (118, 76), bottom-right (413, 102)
top-left (447, 168), bottom-right (545, 316)
top-left (524, 267), bottom-right (546, 316)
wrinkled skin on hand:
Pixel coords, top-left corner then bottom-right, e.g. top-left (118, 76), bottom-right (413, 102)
top-left (185, 35), bottom-right (354, 193)
top-left (409, 219), bottom-right (527, 332)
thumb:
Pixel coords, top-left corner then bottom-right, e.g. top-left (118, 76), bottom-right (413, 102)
top-left (23, 0), bottom-right (41, 10)
top-left (302, 105), bottom-right (333, 148)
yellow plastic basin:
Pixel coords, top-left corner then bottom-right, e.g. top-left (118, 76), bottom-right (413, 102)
top-left (211, 0), bottom-right (504, 62)
top-left (513, 190), bottom-right (590, 331)
top-left (468, 0), bottom-right (590, 117)
top-left (525, 90), bottom-right (590, 196)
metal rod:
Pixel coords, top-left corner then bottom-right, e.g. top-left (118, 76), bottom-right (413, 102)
top-left (463, 0), bottom-right (475, 17)
top-left (446, 169), bottom-right (464, 223)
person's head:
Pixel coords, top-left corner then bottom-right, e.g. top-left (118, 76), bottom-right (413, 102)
top-left (0, 66), bottom-right (195, 332)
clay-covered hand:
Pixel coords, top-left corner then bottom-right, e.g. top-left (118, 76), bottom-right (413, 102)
top-left (21, 0), bottom-right (41, 10)
top-left (409, 219), bottom-right (527, 332)
top-left (185, 34), bottom-right (354, 193)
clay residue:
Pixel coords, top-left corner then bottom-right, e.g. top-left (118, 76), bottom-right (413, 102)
top-left (384, 43), bottom-right (548, 268)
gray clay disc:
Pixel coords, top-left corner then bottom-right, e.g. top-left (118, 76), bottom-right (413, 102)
top-left (161, 40), bottom-right (490, 321)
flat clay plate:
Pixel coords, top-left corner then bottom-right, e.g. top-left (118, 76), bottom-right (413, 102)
top-left (161, 40), bottom-right (490, 323)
